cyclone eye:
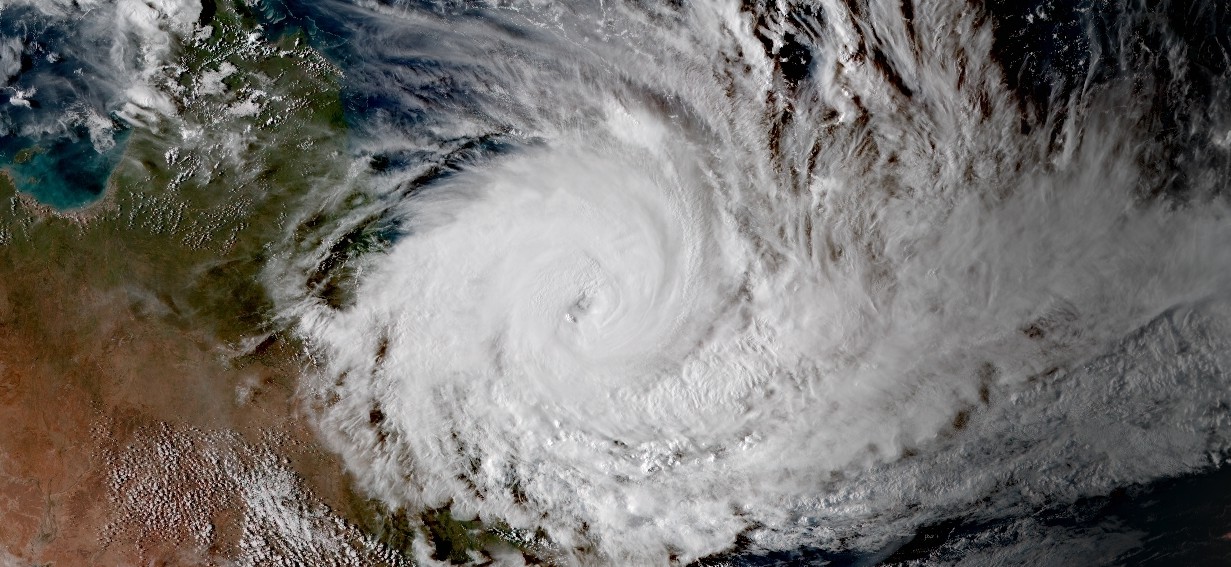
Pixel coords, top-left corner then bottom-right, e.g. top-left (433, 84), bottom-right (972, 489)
top-left (565, 292), bottom-right (592, 323)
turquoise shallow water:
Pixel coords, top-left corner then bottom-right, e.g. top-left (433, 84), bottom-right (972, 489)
top-left (0, 127), bottom-right (130, 210)
top-left (0, 3), bottom-right (132, 211)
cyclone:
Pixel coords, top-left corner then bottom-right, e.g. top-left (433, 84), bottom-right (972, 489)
top-left (268, 0), bottom-right (1231, 563)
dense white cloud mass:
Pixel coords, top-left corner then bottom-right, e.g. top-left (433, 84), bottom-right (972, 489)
top-left (270, 0), bottom-right (1231, 563)
top-left (0, 37), bottom-right (21, 85)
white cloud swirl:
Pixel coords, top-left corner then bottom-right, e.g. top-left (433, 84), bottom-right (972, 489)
top-left (274, 1), bottom-right (1231, 562)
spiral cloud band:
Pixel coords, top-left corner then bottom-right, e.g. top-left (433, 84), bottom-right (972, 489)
top-left (272, 0), bottom-right (1231, 562)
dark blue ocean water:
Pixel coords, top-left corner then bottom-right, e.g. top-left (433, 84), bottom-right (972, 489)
top-left (256, 0), bottom-right (521, 156)
top-left (708, 463), bottom-right (1231, 566)
top-left (0, 5), bottom-right (129, 209)
top-left (5, 0), bottom-right (1221, 560)
top-left (251, 2), bottom-right (1231, 564)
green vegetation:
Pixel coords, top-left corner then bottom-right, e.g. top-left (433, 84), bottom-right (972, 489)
top-left (0, 2), bottom-right (565, 562)
top-left (349, 499), bottom-right (419, 559)
top-left (12, 145), bottom-right (44, 165)
top-left (423, 507), bottom-right (488, 564)
top-left (349, 497), bottom-right (556, 565)
top-left (70, 0), bottom-right (357, 343)
top-left (0, 0), bottom-right (352, 390)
